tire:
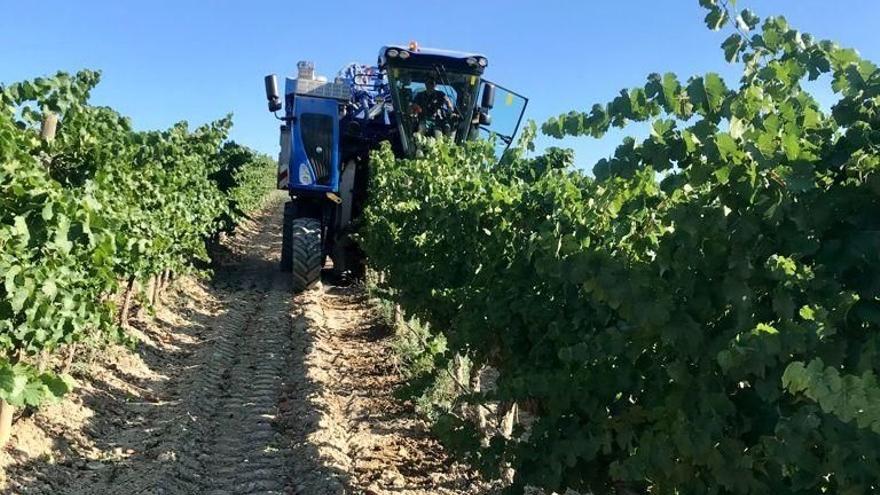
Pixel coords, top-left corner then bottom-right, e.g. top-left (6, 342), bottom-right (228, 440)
top-left (290, 217), bottom-right (323, 292)
top-left (280, 202), bottom-right (294, 273)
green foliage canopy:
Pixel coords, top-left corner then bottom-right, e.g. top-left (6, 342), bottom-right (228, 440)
top-left (362, 2), bottom-right (880, 493)
top-left (0, 70), bottom-right (274, 409)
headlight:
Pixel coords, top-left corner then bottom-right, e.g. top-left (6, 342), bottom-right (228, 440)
top-left (398, 51), bottom-right (410, 59)
top-left (387, 49), bottom-right (399, 58)
top-left (298, 163), bottom-right (313, 185)
top-left (466, 57), bottom-right (477, 66)
top-left (478, 57), bottom-right (488, 67)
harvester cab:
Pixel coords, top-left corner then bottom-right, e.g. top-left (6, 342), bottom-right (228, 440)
top-left (381, 43), bottom-right (527, 157)
top-left (264, 44), bottom-right (527, 291)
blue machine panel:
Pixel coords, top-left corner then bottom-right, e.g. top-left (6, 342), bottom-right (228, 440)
top-left (288, 96), bottom-right (340, 193)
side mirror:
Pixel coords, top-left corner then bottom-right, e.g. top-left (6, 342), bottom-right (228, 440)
top-left (481, 83), bottom-right (495, 110)
top-left (265, 74), bottom-right (282, 112)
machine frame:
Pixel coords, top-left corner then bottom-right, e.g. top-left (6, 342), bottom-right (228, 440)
top-left (265, 44), bottom-right (528, 290)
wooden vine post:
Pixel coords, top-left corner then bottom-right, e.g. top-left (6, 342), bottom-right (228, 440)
top-left (40, 112), bottom-right (58, 142)
top-left (0, 112), bottom-right (59, 447)
top-left (151, 272), bottom-right (161, 307)
top-left (119, 277), bottom-right (137, 326)
top-left (0, 402), bottom-right (13, 448)
top-left (137, 276), bottom-right (155, 319)
top-left (159, 268), bottom-right (171, 294)
top-left (147, 275), bottom-right (157, 305)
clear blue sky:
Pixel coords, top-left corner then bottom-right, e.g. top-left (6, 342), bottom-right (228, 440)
top-left (3, 1), bottom-right (879, 170)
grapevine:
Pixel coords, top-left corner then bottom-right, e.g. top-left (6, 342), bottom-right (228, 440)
top-left (0, 71), bottom-right (274, 421)
top-left (362, 1), bottom-right (880, 493)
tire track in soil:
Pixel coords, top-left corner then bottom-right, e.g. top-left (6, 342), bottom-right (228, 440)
top-left (156, 272), bottom-right (291, 495)
top-left (115, 202), bottom-right (295, 495)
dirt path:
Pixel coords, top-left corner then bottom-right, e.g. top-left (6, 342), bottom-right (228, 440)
top-left (282, 286), bottom-right (489, 495)
top-left (1, 197), bottom-right (489, 494)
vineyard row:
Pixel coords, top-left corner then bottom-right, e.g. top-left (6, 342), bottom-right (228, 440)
top-left (362, 2), bottom-right (880, 493)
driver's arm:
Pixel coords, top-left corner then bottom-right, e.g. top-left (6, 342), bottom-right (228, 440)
top-left (443, 94), bottom-right (454, 112)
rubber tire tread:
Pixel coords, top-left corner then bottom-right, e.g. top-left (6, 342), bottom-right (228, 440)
top-left (280, 202), bottom-right (294, 273)
top-left (291, 217), bottom-right (322, 292)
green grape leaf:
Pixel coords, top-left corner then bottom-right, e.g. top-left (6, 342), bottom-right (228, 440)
top-left (738, 9), bottom-right (760, 30)
top-left (0, 366), bottom-right (28, 403)
top-left (704, 6), bottom-right (729, 31)
top-left (722, 34), bottom-right (744, 62)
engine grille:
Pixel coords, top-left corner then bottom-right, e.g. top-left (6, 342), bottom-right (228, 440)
top-left (300, 113), bottom-right (333, 185)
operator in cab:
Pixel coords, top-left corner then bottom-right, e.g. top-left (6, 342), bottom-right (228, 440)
top-left (410, 77), bottom-right (455, 136)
